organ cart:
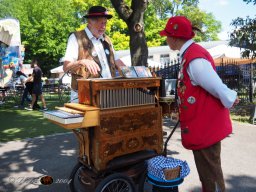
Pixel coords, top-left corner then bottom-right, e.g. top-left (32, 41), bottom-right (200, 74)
top-left (44, 77), bottom-right (165, 191)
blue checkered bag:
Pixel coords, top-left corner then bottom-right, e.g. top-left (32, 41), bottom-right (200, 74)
top-left (147, 155), bottom-right (190, 181)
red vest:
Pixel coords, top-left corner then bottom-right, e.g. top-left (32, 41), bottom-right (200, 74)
top-left (177, 43), bottom-right (232, 150)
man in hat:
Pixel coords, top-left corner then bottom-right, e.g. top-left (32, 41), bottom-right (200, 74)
top-left (160, 16), bottom-right (239, 192)
top-left (63, 5), bottom-right (125, 102)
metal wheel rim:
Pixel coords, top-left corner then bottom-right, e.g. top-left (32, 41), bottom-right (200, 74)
top-left (99, 178), bottom-right (133, 192)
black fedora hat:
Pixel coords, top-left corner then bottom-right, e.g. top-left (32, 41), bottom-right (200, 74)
top-left (83, 6), bottom-right (112, 19)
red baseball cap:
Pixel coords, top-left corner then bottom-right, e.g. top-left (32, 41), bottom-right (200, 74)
top-left (160, 16), bottom-right (195, 39)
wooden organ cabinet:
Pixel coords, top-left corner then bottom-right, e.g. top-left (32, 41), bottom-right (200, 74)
top-left (45, 78), bottom-right (163, 172)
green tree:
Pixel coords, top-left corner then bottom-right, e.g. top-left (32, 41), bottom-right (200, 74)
top-left (0, 0), bottom-right (81, 75)
top-left (149, 0), bottom-right (221, 43)
top-left (243, 0), bottom-right (256, 3)
top-left (144, 4), bottom-right (166, 47)
top-left (229, 0), bottom-right (256, 59)
top-left (177, 5), bottom-right (221, 42)
top-left (151, 0), bottom-right (199, 19)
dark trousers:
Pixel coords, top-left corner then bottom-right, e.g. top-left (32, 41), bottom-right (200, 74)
top-left (21, 87), bottom-right (31, 106)
top-left (193, 142), bottom-right (225, 192)
top-left (21, 86), bottom-right (39, 107)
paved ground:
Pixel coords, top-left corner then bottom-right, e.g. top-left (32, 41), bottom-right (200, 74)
top-left (0, 120), bottom-right (256, 192)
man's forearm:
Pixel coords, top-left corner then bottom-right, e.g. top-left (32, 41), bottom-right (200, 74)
top-left (63, 60), bottom-right (81, 73)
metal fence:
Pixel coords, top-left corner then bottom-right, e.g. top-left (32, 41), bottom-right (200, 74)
top-left (217, 61), bottom-right (256, 103)
top-left (151, 59), bottom-right (256, 103)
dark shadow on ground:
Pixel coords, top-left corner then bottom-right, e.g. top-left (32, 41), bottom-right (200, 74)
top-left (226, 174), bottom-right (256, 192)
top-left (186, 174), bottom-right (256, 192)
top-left (0, 133), bottom-right (77, 192)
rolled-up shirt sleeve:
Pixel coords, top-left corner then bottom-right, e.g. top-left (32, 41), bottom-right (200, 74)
top-left (187, 58), bottom-right (237, 108)
top-left (63, 33), bottom-right (78, 62)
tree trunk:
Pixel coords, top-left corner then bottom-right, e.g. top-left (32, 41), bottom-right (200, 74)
top-left (110, 0), bottom-right (149, 66)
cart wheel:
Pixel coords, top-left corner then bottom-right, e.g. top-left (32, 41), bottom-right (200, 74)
top-left (137, 169), bottom-right (152, 192)
top-left (69, 162), bottom-right (93, 192)
top-left (69, 162), bottom-right (82, 192)
top-left (95, 173), bottom-right (136, 192)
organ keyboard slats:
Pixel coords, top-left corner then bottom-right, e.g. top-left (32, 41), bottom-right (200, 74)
top-left (77, 78), bottom-right (160, 109)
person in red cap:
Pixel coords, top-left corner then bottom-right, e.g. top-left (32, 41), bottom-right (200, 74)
top-left (63, 5), bottom-right (125, 102)
top-left (160, 16), bottom-right (240, 192)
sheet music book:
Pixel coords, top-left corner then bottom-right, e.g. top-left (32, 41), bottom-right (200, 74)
top-left (119, 66), bottom-right (152, 78)
top-left (134, 66), bottom-right (150, 77)
top-left (119, 66), bottom-right (138, 78)
top-left (44, 110), bottom-right (84, 124)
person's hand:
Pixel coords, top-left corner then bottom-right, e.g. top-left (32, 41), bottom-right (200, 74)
top-left (232, 96), bottom-right (240, 107)
top-left (80, 59), bottom-right (100, 75)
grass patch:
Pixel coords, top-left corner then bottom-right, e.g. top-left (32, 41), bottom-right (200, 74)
top-left (0, 94), bottom-right (70, 142)
top-left (230, 114), bottom-right (251, 124)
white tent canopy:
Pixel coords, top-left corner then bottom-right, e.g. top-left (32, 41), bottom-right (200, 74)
top-left (50, 65), bottom-right (71, 85)
top-left (207, 44), bottom-right (242, 59)
top-left (50, 65), bottom-right (64, 73)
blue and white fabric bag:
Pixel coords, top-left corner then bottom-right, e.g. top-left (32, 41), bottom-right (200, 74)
top-left (147, 155), bottom-right (190, 181)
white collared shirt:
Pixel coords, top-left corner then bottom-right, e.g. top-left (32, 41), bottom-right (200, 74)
top-left (64, 27), bottom-right (113, 78)
top-left (179, 40), bottom-right (237, 108)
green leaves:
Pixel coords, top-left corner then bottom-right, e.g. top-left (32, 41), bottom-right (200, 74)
top-left (229, 0), bottom-right (256, 59)
top-left (229, 16), bottom-right (256, 58)
top-left (1, 0), bottom-right (81, 75)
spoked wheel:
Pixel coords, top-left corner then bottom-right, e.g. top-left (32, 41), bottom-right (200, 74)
top-left (69, 162), bottom-right (94, 192)
top-left (69, 162), bottom-right (83, 192)
top-left (95, 173), bottom-right (136, 192)
top-left (137, 169), bottom-right (152, 192)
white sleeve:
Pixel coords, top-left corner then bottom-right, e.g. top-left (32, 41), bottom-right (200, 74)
top-left (187, 58), bottom-right (237, 108)
top-left (63, 33), bottom-right (79, 62)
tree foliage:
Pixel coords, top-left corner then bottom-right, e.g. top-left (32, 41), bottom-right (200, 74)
top-left (150, 0), bottom-right (220, 42)
top-left (229, 0), bottom-right (256, 58)
top-left (150, 0), bottom-right (199, 19)
top-left (229, 16), bottom-right (256, 58)
top-left (177, 6), bottom-right (221, 42)
top-left (0, 0), bottom-right (81, 75)
top-left (243, 0), bottom-right (256, 4)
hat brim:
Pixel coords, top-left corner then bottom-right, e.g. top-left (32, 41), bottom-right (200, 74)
top-left (159, 30), bottom-right (168, 37)
top-left (159, 29), bottom-right (195, 39)
top-left (83, 15), bottom-right (112, 19)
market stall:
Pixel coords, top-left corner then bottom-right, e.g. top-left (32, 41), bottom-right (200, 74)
top-left (0, 18), bottom-right (23, 88)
